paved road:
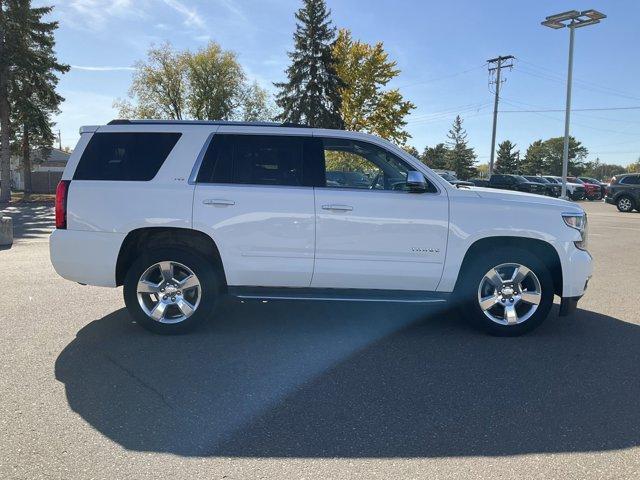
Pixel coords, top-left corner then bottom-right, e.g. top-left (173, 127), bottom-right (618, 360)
top-left (1, 201), bottom-right (639, 479)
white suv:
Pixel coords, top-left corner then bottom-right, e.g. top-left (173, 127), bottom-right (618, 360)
top-left (50, 120), bottom-right (592, 336)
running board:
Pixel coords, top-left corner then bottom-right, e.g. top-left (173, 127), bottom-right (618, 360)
top-left (227, 287), bottom-right (449, 304)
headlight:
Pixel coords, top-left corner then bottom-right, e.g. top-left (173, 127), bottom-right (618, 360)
top-left (562, 213), bottom-right (588, 250)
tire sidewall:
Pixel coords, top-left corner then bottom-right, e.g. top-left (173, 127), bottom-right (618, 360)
top-left (457, 247), bottom-right (554, 336)
top-left (123, 247), bottom-right (220, 334)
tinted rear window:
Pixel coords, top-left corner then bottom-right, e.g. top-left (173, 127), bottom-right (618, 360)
top-left (196, 134), bottom-right (320, 187)
top-left (73, 132), bottom-right (181, 181)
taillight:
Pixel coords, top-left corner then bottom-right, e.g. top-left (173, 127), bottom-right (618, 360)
top-left (55, 180), bottom-right (70, 229)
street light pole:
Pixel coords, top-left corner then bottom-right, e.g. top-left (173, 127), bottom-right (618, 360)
top-left (541, 9), bottom-right (606, 199)
top-left (561, 24), bottom-right (575, 199)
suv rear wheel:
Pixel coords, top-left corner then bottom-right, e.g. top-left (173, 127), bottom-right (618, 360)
top-left (457, 248), bottom-right (554, 336)
top-left (123, 247), bottom-right (221, 334)
top-left (616, 195), bottom-right (635, 213)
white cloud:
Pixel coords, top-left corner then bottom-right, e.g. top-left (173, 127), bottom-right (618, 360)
top-left (71, 65), bottom-right (136, 71)
top-left (61, 0), bottom-right (148, 30)
top-left (161, 0), bottom-right (205, 29)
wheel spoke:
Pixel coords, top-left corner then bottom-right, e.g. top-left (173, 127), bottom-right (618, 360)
top-left (176, 299), bottom-right (194, 317)
top-left (180, 274), bottom-right (199, 291)
top-left (485, 268), bottom-right (504, 288)
top-left (504, 304), bottom-right (518, 325)
top-left (511, 265), bottom-right (531, 285)
top-left (520, 291), bottom-right (541, 305)
top-left (150, 301), bottom-right (167, 321)
top-left (159, 261), bottom-right (175, 283)
top-left (137, 280), bottom-right (161, 294)
top-left (479, 294), bottom-right (499, 311)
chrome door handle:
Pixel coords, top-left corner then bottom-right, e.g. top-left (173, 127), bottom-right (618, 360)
top-left (322, 204), bottom-right (353, 212)
top-left (203, 199), bottom-right (235, 206)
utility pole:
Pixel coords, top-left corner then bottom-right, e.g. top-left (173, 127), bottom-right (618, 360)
top-left (487, 55), bottom-right (514, 175)
top-left (57, 130), bottom-right (62, 150)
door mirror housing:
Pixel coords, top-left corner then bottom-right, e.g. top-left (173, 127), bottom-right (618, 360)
top-left (406, 171), bottom-right (427, 192)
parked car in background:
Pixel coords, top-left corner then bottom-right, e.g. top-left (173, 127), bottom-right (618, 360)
top-left (523, 176), bottom-right (561, 197)
top-left (579, 176), bottom-right (607, 199)
top-left (543, 176), bottom-right (585, 200)
top-left (326, 170), bottom-right (371, 188)
top-left (604, 173), bottom-right (640, 212)
top-left (433, 170), bottom-right (475, 188)
top-left (469, 178), bottom-right (489, 187)
top-left (568, 177), bottom-right (601, 201)
top-left (49, 119), bottom-right (592, 336)
top-left (487, 174), bottom-right (547, 195)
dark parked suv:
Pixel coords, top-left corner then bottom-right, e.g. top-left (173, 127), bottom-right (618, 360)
top-left (524, 176), bottom-right (561, 197)
top-left (605, 173), bottom-right (640, 212)
top-left (487, 174), bottom-right (547, 195)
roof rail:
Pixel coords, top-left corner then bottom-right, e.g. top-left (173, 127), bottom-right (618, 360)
top-left (107, 119), bottom-right (311, 128)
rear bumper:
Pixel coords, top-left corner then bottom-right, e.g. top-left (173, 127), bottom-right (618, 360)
top-left (49, 229), bottom-right (125, 287)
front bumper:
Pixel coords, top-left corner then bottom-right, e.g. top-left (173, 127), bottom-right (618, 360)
top-left (604, 195), bottom-right (615, 205)
top-left (561, 245), bottom-right (592, 298)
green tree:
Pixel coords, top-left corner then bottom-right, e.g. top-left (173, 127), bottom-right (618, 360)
top-left (116, 42), bottom-right (274, 122)
top-left (0, 1), bottom-right (67, 201)
top-left (521, 140), bottom-right (547, 175)
top-left (115, 43), bottom-right (188, 119)
top-left (494, 140), bottom-right (520, 174)
top-left (541, 136), bottom-right (588, 176)
top-left (402, 145), bottom-right (420, 158)
top-left (333, 29), bottom-right (414, 144)
top-left (186, 42), bottom-right (244, 120)
top-left (274, 0), bottom-right (343, 128)
top-left (445, 116), bottom-right (476, 179)
top-left (420, 143), bottom-right (448, 170)
top-left (9, 0), bottom-right (68, 196)
top-left (240, 81), bottom-right (275, 121)
top-left (627, 158), bottom-right (640, 174)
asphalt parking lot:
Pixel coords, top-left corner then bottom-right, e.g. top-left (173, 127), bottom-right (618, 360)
top-left (1, 201), bottom-right (639, 479)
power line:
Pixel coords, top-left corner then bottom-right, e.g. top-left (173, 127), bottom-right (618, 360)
top-left (396, 64), bottom-right (487, 89)
top-left (499, 106), bottom-right (640, 112)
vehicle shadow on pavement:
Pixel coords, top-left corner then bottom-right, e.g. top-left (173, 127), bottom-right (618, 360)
top-left (55, 301), bottom-right (640, 458)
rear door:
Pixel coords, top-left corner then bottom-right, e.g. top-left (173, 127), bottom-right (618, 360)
top-left (311, 135), bottom-right (449, 291)
top-left (192, 128), bottom-right (317, 287)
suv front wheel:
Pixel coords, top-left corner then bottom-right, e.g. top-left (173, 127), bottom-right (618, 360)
top-left (457, 248), bottom-right (554, 336)
top-left (123, 247), bottom-right (221, 334)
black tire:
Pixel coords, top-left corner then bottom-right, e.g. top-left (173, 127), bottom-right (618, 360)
top-left (455, 247), bottom-right (554, 336)
top-left (123, 247), bottom-right (222, 334)
top-left (616, 195), bottom-right (635, 213)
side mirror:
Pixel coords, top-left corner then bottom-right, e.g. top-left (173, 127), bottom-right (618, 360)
top-left (406, 171), bottom-right (427, 192)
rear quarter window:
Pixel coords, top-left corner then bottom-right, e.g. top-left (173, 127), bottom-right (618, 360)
top-left (73, 132), bottom-right (181, 181)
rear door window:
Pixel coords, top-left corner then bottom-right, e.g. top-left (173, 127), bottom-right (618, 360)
top-left (73, 132), bottom-right (181, 181)
top-left (196, 134), bottom-right (320, 187)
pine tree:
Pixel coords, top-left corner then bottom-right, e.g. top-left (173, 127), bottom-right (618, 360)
top-left (494, 140), bottom-right (520, 174)
top-left (445, 116), bottom-right (476, 179)
top-left (274, 0), bottom-right (343, 128)
top-left (421, 143), bottom-right (448, 170)
top-left (520, 140), bottom-right (546, 175)
top-left (0, 0), bottom-right (67, 200)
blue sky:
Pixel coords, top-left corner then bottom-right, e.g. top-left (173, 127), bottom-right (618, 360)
top-left (43, 0), bottom-right (640, 166)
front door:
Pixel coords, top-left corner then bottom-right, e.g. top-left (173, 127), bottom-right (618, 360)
top-left (312, 136), bottom-right (449, 291)
top-left (192, 130), bottom-right (316, 287)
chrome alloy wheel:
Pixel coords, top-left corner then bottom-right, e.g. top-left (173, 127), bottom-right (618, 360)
top-left (136, 261), bottom-right (201, 324)
top-left (618, 197), bottom-right (633, 212)
top-left (477, 263), bottom-right (542, 326)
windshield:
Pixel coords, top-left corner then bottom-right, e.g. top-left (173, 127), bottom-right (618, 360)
top-left (514, 175), bottom-right (529, 183)
top-left (438, 172), bottom-right (457, 182)
top-left (525, 176), bottom-right (548, 183)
